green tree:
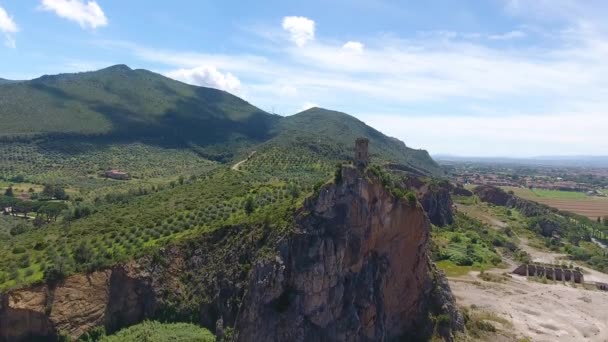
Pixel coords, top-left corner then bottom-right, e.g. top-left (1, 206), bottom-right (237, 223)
top-left (4, 186), bottom-right (13, 197)
top-left (39, 202), bottom-right (68, 222)
top-left (74, 243), bottom-right (94, 265)
top-left (244, 196), bottom-right (255, 215)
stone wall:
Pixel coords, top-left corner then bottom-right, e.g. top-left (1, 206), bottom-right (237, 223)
top-left (513, 264), bottom-right (584, 284)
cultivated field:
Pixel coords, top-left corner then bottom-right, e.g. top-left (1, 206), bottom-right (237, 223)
top-left (503, 187), bottom-right (608, 219)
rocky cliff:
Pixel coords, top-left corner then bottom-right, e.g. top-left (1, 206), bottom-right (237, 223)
top-left (0, 165), bottom-right (462, 341)
top-left (235, 165), bottom-right (462, 341)
top-left (0, 226), bottom-right (257, 341)
top-left (419, 183), bottom-right (454, 227)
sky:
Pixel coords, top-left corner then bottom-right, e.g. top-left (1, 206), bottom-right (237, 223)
top-left (1, 0), bottom-right (608, 157)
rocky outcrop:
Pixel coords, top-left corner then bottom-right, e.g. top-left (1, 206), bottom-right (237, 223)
top-left (420, 184), bottom-right (454, 227)
top-left (452, 186), bottom-right (472, 197)
top-left (0, 226), bottom-right (258, 342)
top-left (474, 185), bottom-right (553, 217)
top-left (1, 165), bottom-right (462, 341)
top-left (235, 165), bottom-right (458, 341)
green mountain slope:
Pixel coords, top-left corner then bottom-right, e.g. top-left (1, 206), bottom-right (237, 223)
top-left (270, 108), bottom-right (441, 174)
top-left (0, 65), bottom-right (440, 179)
top-left (0, 65), bottom-right (277, 146)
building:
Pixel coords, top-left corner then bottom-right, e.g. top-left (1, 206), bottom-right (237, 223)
top-left (104, 169), bottom-right (130, 180)
top-left (355, 138), bottom-right (369, 167)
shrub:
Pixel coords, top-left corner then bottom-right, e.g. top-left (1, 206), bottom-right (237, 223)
top-left (436, 314), bottom-right (451, 327)
top-left (405, 192), bottom-right (417, 207)
top-left (12, 246), bottom-right (26, 254)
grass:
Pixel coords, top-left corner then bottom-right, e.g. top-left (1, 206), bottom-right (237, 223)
top-left (432, 212), bottom-right (507, 275)
top-left (531, 188), bottom-right (588, 199)
top-left (436, 260), bottom-right (475, 277)
top-left (502, 186), bottom-right (608, 219)
top-left (504, 186), bottom-right (588, 199)
top-left (99, 321), bottom-right (214, 342)
top-left (461, 306), bottom-right (514, 340)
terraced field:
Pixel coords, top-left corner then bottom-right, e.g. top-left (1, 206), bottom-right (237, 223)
top-left (502, 186), bottom-right (608, 219)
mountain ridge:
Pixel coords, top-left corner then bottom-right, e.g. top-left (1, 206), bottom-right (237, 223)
top-left (0, 64), bottom-right (440, 174)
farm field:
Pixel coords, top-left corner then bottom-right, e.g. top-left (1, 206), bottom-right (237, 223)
top-left (502, 186), bottom-right (608, 219)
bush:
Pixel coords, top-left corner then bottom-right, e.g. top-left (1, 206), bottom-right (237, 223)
top-left (10, 223), bottom-right (28, 236)
top-left (12, 246), bottom-right (26, 254)
top-left (44, 265), bottom-right (67, 283)
top-left (405, 192), bottom-right (417, 206)
top-left (436, 314), bottom-right (451, 327)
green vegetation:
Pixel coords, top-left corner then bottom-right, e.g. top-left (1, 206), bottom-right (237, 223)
top-left (98, 321), bottom-right (214, 342)
top-left (0, 162), bottom-right (319, 290)
top-left (474, 186), bottom-right (608, 273)
top-left (530, 188), bottom-right (589, 199)
top-left (433, 213), bottom-right (507, 275)
top-left (462, 306), bottom-right (513, 339)
top-left (0, 66), bottom-right (442, 294)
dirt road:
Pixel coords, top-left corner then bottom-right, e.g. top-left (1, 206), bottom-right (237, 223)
top-left (231, 151), bottom-right (256, 171)
top-left (448, 209), bottom-right (608, 341)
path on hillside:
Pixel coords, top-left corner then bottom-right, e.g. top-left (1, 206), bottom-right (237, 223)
top-left (231, 151), bottom-right (256, 171)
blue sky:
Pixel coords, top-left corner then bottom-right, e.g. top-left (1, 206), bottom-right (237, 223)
top-left (1, 0), bottom-right (608, 157)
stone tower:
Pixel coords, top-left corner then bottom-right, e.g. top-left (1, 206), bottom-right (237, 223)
top-left (355, 137), bottom-right (369, 167)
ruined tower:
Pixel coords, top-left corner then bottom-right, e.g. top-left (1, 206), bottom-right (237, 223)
top-left (355, 137), bottom-right (369, 167)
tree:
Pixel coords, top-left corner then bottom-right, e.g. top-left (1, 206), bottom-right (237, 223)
top-left (288, 183), bottom-right (300, 202)
top-left (604, 216), bottom-right (608, 227)
top-left (39, 202), bottom-right (68, 222)
top-left (9, 223), bottom-right (28, 236)
top-left (244, 196), bottom-right (255, 215)
top-left (44, 258), bottom-right (67, 283)
top-left (42, 184), bottom-right (68, 200)
top-left (4, 186), bottom-right (13, 197)
top-left (74, 243), bottom-right (93, 265)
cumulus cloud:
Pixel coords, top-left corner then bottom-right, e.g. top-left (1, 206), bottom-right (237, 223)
top-left (165, 66), bottom-right (241, 93)
top-left (0, 6), bottom-right (18, 48)
top-left (39, 0), bottom-right (107, 29)
top-left (342, 41), bottom-right (364, 53)
top-left (282, 16), bottom-right (315, 47)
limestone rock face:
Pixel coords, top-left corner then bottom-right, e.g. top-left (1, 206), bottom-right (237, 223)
top-left (420, 184), bottom-right (454, 227)
top-left (235, 165), bottom-right (433, 341)
top-left (0, 287), bottom-right (52, 341)
top-left (49, 271), bottom-right (111, 337)
top-left (0, 166), bottom-right (462, 342)
top-left (0, 267), bottom-right (154, 341)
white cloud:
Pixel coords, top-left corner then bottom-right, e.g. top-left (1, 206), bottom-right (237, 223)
top-left (488, 30), bottom-right (526, 40)
top-left (39, 0), bottom-right (107, 29)
top-left (278, 84), bottom-right (298, 96)
top-left (165, 66), bottom-right (241, 93)
top-left (360, 112), bottom-right (608, 156)
top-left (282, 16), bottom-right (315, 47)
top-left (0, 5), bottom-right (18, 48)
top-left (343, 41), bottom-right (364, 53)
top-left (105, 2), bottom-right (608, 156)
top-left (299, 102), bottom-right (318, 112)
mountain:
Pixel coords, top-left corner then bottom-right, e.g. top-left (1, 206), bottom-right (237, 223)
top-left (271, 107), bottom-right (441, 174)
top-left (0, 65), bottom-right (277, 147)
top-left (0, 64), bottom-right (439, 175)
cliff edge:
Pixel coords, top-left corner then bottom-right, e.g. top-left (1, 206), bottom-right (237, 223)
top-left (235, 165), bottom-right (462, 341)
